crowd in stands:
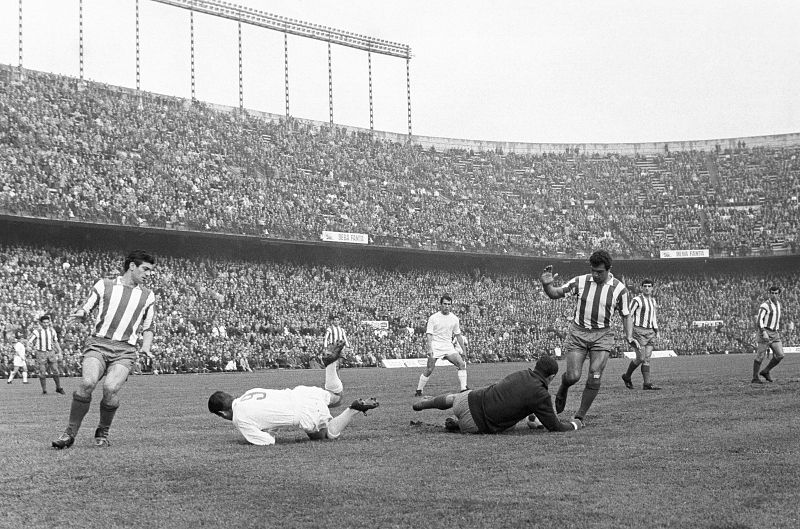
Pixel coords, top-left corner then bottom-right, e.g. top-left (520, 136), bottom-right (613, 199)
top-left (1, 244), bottom-right (797, 379)
top-left (1, 65), bottom-right (799, 259)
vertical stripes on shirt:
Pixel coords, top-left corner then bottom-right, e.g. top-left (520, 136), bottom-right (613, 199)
top-left (29, 327), bottom-right (58, 351)
top-left (565, 274), bottom-right (631, 329)
top-left (323, 325), bottom-right (349, 348)
top-left (82, 277), bottom-right (156, 346)
top-left (630, 294), bottom-right (658, 330)
top-left (758, 300), bottom-right (781, 331)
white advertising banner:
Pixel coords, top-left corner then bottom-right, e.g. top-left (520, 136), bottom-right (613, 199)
top-left (382, 358), bottom-right (454, 368)
top-left (660, 249), bottom-right (709, 259)
top-left (622, 350), bottom-right (678, 359)
top-left (692, 320), bottom-right (724, 328)
top-left (321, 231), bottom-right (369, 244)
top-left (784, 346), bottom-right (800, 354)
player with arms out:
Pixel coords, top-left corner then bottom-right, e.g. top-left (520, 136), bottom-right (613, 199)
top-left (415, 295), bottom-right (468, 396)
top-left (412, 355), bottom-right (583, 434)
top-left (52, 250), bottom-right (157, 449)
top-left (752, 285), bottom-right (784, 384)
top-left (540, 250), bottom-right (637, 422)
top-left (208, 340), bottom-right (379, 445)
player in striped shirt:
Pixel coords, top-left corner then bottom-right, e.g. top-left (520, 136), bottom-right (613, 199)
top-left (540, 250), bottom-right (637, 422)
top-left (621, 279), bottom-right (662, 390)
top-left (52, 250), bottom-right (157, 449)
top-left (29, 314), bottom-right (65, 395)
top-left (752, 285), bottom-right (784, 384)
top-left (323, 313), bottom-right (349, 366)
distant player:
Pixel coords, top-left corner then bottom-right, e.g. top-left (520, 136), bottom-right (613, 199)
top-left (208, 340), bottom-right (379, 445)
top-left (323, 313), bottom-right (349, 366)
top-left (52, 250), bottom-right (157, 449)
top-left (7, 332), bottom-right (29, 384)
top-left (752, 285), bottom-right (784, 384)
top-left (29, 314), bottom-right (65, 395)
top-left (540, 250), bottom-right (636, 422)
top-left (412, 355), bottom-right (583, 434)
top-left (621, 279), bottom-right (661, 390)
top-left (415, 295), bottom-right (468, 396)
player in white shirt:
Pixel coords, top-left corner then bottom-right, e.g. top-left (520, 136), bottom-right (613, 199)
top-left (7, 332), bottom-right (29, 384)
top-left (208, 340), bottom-right (379, 445)
top-left (415, 295), bottom-right (468, 396)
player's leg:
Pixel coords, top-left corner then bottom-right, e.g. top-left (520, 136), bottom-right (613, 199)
top-left (575, 347), bottom-right (610, 421)
top-left (641, 344), bottom-right (660, 389)
top-left (752, 342), bottom-right (768, 383)
top-left (323, 342), bottom-right (345, 403)
top-left (38, 360), bottom-right (49, 393)
top-left (416, 355), bottom-right (437, 396)
top-left (445, 352), bottom-right (468, 391)
top-left (53, 355), bottom-right (104, 448)
top-left (555, 339), bottom-right (587, 414)
top-left (412, 392), bottom-right (457, 411)
top-left (759, 340), bottom-right (784, 382)
top-left (622, 331), bottom-right (645, 388)
top-left (95, 361), bottom-right (133, 445)
top-left (50, 358), bottom-right (64, 394)
top-left (326, 398), bottom-right (379, 439)
top-left (7, 366), bottom-right (18, 383)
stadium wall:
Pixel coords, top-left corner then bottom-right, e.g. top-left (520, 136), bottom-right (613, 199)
top-left (3, 215), bottom-right (799, 277)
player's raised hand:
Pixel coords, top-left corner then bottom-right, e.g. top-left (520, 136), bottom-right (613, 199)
top-left (540, 265), bottom-right (555, 285)
top-left (67, 309), bottom-right (86, 323)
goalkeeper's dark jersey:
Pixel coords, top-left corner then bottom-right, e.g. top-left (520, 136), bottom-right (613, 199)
top-left (467, 368), bottom-right (575, 434)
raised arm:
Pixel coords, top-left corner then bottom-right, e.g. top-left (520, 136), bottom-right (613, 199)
top-left (541, 265), bottom-right (567, 299)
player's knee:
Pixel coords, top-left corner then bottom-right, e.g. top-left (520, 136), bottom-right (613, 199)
top-left (328, 392), bottom-right (343, 408)
top-left (562, 372), bottom-right (580, 387)
top-left (307, 429), bottom-right (328, 441)
top-left (641, 360), bottom-right (650, 367)
top-left (585, 372), bottom-right (602, 390)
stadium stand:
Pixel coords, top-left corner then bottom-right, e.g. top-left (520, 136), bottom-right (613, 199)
top-left (1, 65), bottom-right (799, 259)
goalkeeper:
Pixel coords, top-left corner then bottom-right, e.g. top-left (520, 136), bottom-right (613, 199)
top-left (208, 340), bottom-right (378, 445)
top-left (412, 355), bottom-right (582, 433)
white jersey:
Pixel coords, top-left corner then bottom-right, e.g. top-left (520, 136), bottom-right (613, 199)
top-left (13, 341), bottom-right (27, 367)
top-left (426, 311), bottom-right (461, 356)
top-left (231, 386), bottom-right (333, 446)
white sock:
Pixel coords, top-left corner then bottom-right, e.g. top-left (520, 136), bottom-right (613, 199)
top-left (7, 372), bottom-right (12, 382)
top-left (325, 363), bottom-right (343, 394)
top-left (327, 407), bottom-right (358, 438)
top-left (22, 372), bottom-right (28, 383)
top-left (417, 374), bottom-right (429, 392)
top-left (457, 369), bottom-right (467, 390)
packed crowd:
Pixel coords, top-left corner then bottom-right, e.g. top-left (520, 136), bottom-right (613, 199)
top-left (1, 66), bottom-right (799, 259)
top-left (1, 244), bottom-right (797, 379)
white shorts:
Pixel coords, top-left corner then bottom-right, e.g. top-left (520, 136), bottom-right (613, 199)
top-left (430, 343), bottom-right (457, 359)
top-left (13, 358), bottom-right (27, 368)
top-left (292, 386), bottom-right (334, 433)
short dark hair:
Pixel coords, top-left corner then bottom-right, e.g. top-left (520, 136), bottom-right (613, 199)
top-left (534, 355), bottom-right (559, 378)
top-left (208, 391), bottom-right (232, 414)
top-left (329, 313), bottom-right (340, 321)
top-left (124, 250), bottom-right (155, 273)
top-left (589, 250), bottom-right (612, 270)
top-left (769, 285), bottom-right (781, 294)
top-left (39, 314), bottom-right (51, 322)
top-left (440, 294), bottom-right (453, 304)
top-left (641, 279), bottom-right (654, 286)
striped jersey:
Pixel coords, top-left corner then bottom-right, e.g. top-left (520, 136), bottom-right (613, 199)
top-left (757, 300), bottom-right (781, 331)
top-left (29, 326), bottom-right (59, 351)
top-left (564, 274), bottom-right (631, 329)
top-left (323, 325), bottom-right (349, 348)
top-left (81, 277), bottom-right (157, 346)
top-left (630, 294), bottom-right (658, 330)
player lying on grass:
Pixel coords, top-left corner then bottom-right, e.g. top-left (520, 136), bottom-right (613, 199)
top-left (208, 340), bottom-right (379, 445)
top-left (412, 355), bottom-right (583, 433)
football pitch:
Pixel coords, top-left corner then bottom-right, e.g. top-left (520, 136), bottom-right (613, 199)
top-left (2, 355), bottom-right (799, 529)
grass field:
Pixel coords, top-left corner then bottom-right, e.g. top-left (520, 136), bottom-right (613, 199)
top-left (2, 354), bottom-right (800, 529)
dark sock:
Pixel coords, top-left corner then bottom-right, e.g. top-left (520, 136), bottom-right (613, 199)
top-left (624, 361), bottom-right (638, 378)
top-left (752, 360), bottom-right (762, 379)
top-left (762, 357), bottom-right (782, 373)
top-left (98, 402), bottom-right (119, 430)
top-left (641, 365), bottom-right (651, 385)
top-left (576, 387), bottom-right (599, 419)
top-left (53, 374), bottom-right (61, 389)
top-left (67, 392), bottom-right (92, 436)
top-left (40, 376), bottom-right (47, 391)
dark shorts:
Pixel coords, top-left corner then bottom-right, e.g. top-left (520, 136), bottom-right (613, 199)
top-left (83, 336), bottom-right (138, 375)
top-left (563, 323), bottom-right (615, 358)
top-left (452, 390), bottom-right (478, 434)
top-left (36, 351), bottom-right (59, 371)
top-left (756, 330), bottom-right (783, 360)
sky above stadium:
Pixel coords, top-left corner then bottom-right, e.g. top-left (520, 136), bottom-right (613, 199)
top-left (1, 0), bottom-right (798, 144)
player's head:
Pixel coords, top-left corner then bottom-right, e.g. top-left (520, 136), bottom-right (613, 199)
top-left (641, 279), bottom-right (654, 294)
top-left (123, 250), bottom-right (155, 285)
top-left (39, 314), bottom-right (52, 326)
top-left (768, 285), bottom-right (781, 301)
top-left (208, 391), bottom-right (235, 420)
top-left (533, 355), bottom-right (559, 382)
top-left (329, 313), bottom-right (340, 323)
top-left (439, 294), bottom-right (453, 314)
top-left (589, 250), bottom-right (612, 283)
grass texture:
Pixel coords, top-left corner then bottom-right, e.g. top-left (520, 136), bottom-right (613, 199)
top-left (2, 354), bottom-right (799, 529)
